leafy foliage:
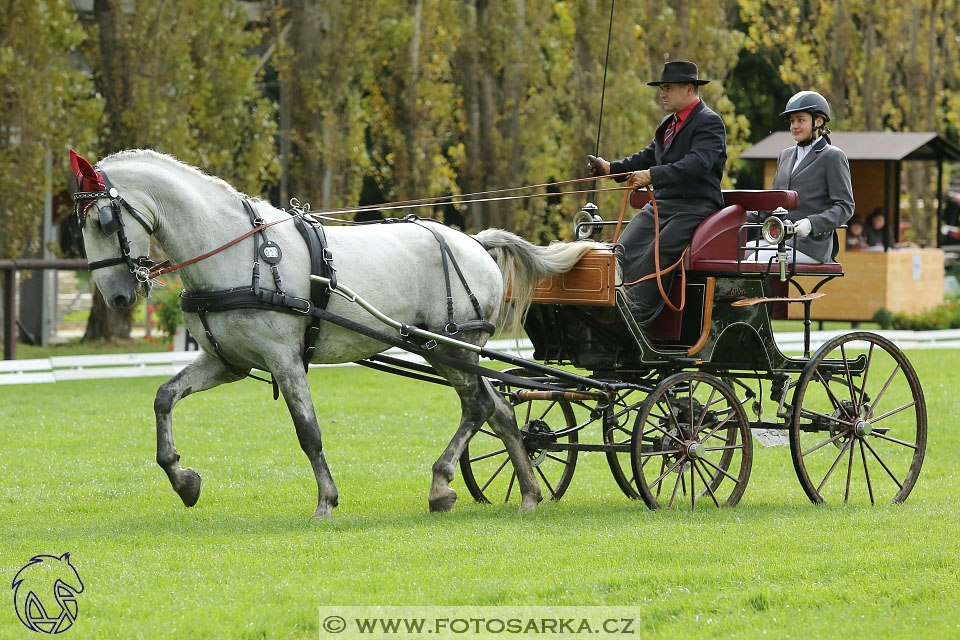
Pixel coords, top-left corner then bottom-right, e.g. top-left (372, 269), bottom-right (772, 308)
top-left (873, 300), bottom-right (960, 330)
top-left (149, 279), bottom-right (185, 343)
top-left (0, 0), bottom-right (100, 258)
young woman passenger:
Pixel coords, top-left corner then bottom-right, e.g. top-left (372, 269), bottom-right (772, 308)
top-left (748, 91), bottom-right (855, 264)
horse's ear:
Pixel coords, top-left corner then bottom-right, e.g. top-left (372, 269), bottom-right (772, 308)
top-left (70, 149), bottom-right (102, 187)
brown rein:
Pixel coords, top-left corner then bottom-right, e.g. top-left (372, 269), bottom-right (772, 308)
top-left (149, 173), bottom-right (636, 278)
top-left (614, 186), bottom-right (687, 313)
top-left (150, 174), bottom-right (683, 316)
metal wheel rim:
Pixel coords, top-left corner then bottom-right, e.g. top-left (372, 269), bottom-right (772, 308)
top-left (790, 332), bottom-right (926, 505)
top-left (630, 372), bottom-right (752, 510)
top-left (459, 392), bottom-right (579, 504)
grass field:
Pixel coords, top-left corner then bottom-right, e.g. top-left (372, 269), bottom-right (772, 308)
top-left (2, 351), bottom-right (959, 639)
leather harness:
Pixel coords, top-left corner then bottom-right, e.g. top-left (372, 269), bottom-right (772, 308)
top-left (179, 203), bottom-right (494, 393)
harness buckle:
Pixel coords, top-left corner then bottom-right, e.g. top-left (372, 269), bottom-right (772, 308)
top-left (444, 323), bottom-right (459, 336)
top-left (287, 295), bottom-right (312, 314)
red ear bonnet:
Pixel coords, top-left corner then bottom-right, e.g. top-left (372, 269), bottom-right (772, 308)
top-left (70, 149), bottom-right (105, 220)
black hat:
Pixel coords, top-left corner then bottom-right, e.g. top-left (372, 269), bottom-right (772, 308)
top-left (647, 61), bottom-right (710, 87)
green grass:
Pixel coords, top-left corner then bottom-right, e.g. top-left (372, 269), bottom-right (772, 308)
top-left (2, 352), bottom-right (959, 639)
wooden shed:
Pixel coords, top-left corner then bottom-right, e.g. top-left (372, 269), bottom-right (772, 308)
top-left (740, 132), bottom-right (960, 322)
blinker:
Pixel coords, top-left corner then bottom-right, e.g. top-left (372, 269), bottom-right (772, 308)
top-left (98, 203), bottom-right (121, 236)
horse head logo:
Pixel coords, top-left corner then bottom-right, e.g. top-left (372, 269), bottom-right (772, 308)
top-left (11, 553), bottom-right (84, 634)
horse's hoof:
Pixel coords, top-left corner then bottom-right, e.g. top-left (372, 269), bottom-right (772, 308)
top-left (520, 492), bottom-right (542, 512)
top-left (312, 502), bottom-right (336, 519)
top-left (177, 468), bottom-right (202, 507)
top-left (429, 487), bottom-right (457, 512)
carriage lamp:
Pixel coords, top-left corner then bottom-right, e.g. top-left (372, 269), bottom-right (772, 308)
top-left (761, 215), bottom-right (797, 282)
top-left (761, 215), bottom-right (796, 245)
top-left (574, 203), bottom-right (603, 240)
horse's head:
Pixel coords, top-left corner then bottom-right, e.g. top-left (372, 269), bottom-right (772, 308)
top-left (71, 150), bottom-right (157, 308)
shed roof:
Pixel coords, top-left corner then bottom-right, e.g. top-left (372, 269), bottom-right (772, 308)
top-left (740, 131), bottom-right (960, 162)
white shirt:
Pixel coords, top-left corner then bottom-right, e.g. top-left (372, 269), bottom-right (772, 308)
top-left (792, 137), bottom-right (819, 173)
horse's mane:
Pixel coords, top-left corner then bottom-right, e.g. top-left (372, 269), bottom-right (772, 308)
top-left (98, 149), bottom-right (248, 201)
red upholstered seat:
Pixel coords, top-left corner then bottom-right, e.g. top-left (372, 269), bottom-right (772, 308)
top-left (685, 204), bottom-right (842, 274)
top-left (629, 189), bottom-right (842, 275)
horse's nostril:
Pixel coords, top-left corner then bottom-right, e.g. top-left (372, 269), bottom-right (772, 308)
top-left (111, 294), bottom-right (132, 308)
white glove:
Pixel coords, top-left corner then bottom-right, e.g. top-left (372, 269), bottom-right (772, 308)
top-left (795, 218), bottom-right (812, 238)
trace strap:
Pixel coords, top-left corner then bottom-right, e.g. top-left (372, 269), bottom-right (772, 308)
top-left (408, 217), bottom-right (492, 336)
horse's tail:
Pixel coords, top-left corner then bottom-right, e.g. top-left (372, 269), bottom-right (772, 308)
top-left (474, 228), bottom-right (611, 337)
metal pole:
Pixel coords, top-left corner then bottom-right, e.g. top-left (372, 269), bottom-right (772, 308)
top-left (3, 269), bottom-right (15, 360)
top-left (936, 155), bottom-right (944, 249)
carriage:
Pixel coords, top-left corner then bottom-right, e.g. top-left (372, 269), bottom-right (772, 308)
top-left (73, 150), bottom-right (926, 516)
top-left (456, 189), bottom-right (926, 510)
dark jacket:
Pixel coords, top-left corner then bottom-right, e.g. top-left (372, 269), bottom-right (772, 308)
top-left (609, 100), bottom-right (727, 210)
top-left (772, 136), bottom-right (855, 262)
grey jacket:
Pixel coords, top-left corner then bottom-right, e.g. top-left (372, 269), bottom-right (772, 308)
top-left (771, 136), bottom-right (855, 263)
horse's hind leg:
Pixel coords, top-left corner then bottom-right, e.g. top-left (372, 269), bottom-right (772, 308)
top-left (270, 359), bottom-right (339, 519)
top-left (481, 378), bottom-right (543, 511)
top-left (155, 352), bottom-right (244, 507)
top-left (426, 358), bottom-right (542, 512)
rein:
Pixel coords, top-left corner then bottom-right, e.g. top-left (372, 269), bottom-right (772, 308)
top-left (148, 174), bottom-right (636, 279)
top-left (614, 186), bottom-right (687, 313)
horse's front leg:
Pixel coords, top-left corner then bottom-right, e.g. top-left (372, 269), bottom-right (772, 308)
top-left (271, 362), bottom-right (339, 518)
top-left (155, 352), bottom-right (244, 507)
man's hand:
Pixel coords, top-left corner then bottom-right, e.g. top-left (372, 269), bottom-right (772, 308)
top-left (586, 155), bottom-right (610, 177)
top-left (795, 218), bottom-right (812, 238)
top-left (626, 170), bottom-right (652, 189)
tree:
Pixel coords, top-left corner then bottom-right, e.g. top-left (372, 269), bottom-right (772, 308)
top-left (275, 1), bottom-right (372, 211)
top-left (739, 0), bottom-right (960, 244)
top-left (0, 0), bottom-right (97, 260)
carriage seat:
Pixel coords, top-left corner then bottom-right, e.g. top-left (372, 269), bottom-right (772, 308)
top-left (631, 189), bottom-right (843, 275)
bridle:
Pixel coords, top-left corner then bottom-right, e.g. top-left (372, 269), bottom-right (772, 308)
top-left (73, 168), bottom-right (158, 282)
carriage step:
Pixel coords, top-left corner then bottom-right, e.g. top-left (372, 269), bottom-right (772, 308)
top-left (730, 292), bottom-right (825, 307)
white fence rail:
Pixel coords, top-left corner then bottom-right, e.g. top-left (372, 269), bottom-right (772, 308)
top-left (2, 331), bottom-right (957, 386)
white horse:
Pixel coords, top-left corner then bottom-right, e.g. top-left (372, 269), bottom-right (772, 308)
top-left (72, 149), bottom-right (603, 518)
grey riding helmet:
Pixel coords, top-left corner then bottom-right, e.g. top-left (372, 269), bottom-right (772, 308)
top-left (780, 91), bottom-right (831, 122)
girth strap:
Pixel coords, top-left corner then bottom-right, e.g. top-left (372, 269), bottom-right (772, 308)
top-left (293, 215), bottom-right (336, 369)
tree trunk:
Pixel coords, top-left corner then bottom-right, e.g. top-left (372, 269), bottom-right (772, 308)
top-left (477, 0), bottom-right (503, 229)
top-left (573, 1), bottom-right (599, 160)
top-left (84, 0), bottom-right (137, 341)
top-left (82, 287), bottom-right (132, 342)
top-left (93, 0), bottom-right (135, 149)
top-left (402, 0), bottom-right (423, 200)
top-left (456, 0), bottom-right (487, 229)
top-left (675, 0), bottom-right (691, 59)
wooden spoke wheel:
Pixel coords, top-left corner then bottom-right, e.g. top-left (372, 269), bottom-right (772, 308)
top-left (459, 385), bottom-right (578, 504)
top-left (630, 372), bottom-right (752, 509)
top-left (603, 392), bottom-right (644, 499)
top-left (790, 332), bottom-right (926, 505)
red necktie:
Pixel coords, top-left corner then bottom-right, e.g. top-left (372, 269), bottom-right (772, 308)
top-left (663, 114), bottom-right (678, 148)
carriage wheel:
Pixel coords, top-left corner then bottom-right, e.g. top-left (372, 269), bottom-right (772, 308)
top-left (603, 394), bottom-right (643, 499)
top-left (630, 372), bottom-right (752, 509)
top-left (790, 332), bottom-right (926, 505)
top-left (459, 387), bottom-right (578, 504)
